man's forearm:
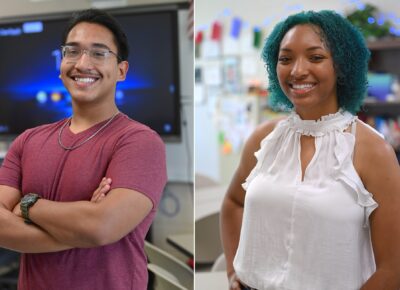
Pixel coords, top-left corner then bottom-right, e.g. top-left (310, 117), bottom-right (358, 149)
top-left (28, 199), bottom-right (105, 248)
top-left (27, 188), bottom-right (152, 249)
top-left (0, 207), bottom-right (72, 253)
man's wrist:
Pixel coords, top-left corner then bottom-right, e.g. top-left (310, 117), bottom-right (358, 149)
top-left (20, 193), bottom-right (41, 224)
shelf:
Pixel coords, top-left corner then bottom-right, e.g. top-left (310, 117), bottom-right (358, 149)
top-left (360, 102), bottom-right (400, 162)
top-left (360, 102), bottom-right (400, 117)
top-left (368, 38), bottom-right (400, 50)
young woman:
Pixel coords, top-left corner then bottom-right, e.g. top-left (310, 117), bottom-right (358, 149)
top-left (221, 10), bottom-right (400, 290)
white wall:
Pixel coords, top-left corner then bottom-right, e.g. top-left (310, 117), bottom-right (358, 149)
top-left (166, 9), bottom-right (194, 183)
top-left (195, 99), bottom-right (220, 181)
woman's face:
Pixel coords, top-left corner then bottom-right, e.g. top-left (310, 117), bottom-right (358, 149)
top-left (277, 24), bottom-right (338, 118)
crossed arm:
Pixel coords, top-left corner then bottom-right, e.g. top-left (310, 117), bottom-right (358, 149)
top-left (0, 184), bottom-right (74, 253)
top-left (0, 178), bottom-right (152, 253)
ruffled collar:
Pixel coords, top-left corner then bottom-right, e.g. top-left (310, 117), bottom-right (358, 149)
top-left (286, 109), bottom-right (356, 137)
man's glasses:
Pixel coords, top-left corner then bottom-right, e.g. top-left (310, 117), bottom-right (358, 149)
top-left (61, 45), bottom-right (120, 64)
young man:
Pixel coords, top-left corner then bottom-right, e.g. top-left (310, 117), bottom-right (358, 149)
top-left (0, 9), bottom-right (167, 290)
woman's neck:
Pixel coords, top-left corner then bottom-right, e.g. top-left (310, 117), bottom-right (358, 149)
top-left (295, 105), bottom-right (340, 120)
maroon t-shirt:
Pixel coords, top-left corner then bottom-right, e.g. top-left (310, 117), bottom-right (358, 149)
top-left (0, 113), bottom-right (167, 290)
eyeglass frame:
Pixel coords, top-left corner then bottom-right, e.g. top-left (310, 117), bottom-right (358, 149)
top-left (61, 45), bottom-right (121, 63)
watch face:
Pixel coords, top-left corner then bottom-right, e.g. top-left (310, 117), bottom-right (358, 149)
top-left (22, 193), bottom-right (39, 206)
top-left (25, 196), bottom-right (36, 203)
top-left (29, 195), bottom-right (38, 202)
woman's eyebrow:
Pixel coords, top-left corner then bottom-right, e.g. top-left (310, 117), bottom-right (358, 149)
top-left (279, 46), bottom-right (325, 52)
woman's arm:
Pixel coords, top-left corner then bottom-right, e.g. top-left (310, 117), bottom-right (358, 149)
top-left (220, 121), bottom-right (278, 289)
top-left (355, 122), bottom-right (400, 290)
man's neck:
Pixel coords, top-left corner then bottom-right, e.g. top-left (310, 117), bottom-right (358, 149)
top-left (69, 102), bottom-right (119, 134)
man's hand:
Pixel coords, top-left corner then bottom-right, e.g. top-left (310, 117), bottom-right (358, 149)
top-left (90, 177), bottom-right (112, 203)
top-left (12, 202), bottom-right (21, 217)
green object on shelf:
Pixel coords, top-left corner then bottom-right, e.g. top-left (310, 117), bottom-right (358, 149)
top-left (253, 27), bottom-right (262, 48)
top-left (346, 4), bottom-right (391, 39)
top-left (218, 131), bottom-right (225, 145)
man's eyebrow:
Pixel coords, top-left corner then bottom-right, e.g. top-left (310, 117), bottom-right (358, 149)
top-left (64, 42), bottom-right (79, 47)
top-left (92, 43), bottom-right (112, 50)
top-left (64, 42), bottom-right (112, 50)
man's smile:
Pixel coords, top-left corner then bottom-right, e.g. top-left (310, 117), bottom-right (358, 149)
top-left (69, 74), bottom-right (101, 88)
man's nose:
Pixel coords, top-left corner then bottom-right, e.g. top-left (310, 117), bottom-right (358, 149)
top-left (74, 50), bottom-right (94, 68)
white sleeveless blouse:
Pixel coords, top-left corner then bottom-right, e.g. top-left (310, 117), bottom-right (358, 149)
top-left (233, 110), bottom-right (379, 290)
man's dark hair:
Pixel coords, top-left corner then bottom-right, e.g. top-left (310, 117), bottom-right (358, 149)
top-left (62, 9), bottom-right (129, 62)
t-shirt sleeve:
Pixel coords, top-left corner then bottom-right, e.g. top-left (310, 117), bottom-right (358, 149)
top-left (0, 131), bottom-right (29, 190)
top-left (105, 129), bottom-right (167, 209)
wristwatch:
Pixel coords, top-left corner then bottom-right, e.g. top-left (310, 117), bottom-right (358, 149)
top-left (20, 193), bottom-right (41, 224)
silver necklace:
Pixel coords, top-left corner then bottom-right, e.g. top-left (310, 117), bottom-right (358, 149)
top-left (58, 112), bottom-right (120, 151)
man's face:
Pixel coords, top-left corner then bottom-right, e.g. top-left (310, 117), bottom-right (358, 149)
top-left (60, 22), bottom-right (128, 105)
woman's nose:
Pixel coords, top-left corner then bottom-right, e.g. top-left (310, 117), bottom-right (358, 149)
top-left (290, 58), bottom-right (308, 79)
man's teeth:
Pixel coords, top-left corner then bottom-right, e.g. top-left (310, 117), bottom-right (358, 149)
top-left (292, 84), bottom-right (314, 89)
top-left (75, 77), bottom-right (96, 83)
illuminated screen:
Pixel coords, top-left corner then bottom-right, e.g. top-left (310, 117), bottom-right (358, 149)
top-left (0, 9), bottom-right (181, 139)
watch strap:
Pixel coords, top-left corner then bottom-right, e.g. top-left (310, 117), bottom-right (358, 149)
top-left (20, 193), bottom-right (41, 224)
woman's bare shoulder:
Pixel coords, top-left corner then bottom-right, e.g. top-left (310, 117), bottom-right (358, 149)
top-left (246, 117), bottom-right (286, 150)
top-left (355, 120), bottom-right (393, 157)
top-left (354, 119), bottom-right (398, 180)
top-left (239, 117), bottom-right (286, 173)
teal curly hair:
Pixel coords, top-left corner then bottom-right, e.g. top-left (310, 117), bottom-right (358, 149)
top-left (262, 10), bottom-right (370, 114)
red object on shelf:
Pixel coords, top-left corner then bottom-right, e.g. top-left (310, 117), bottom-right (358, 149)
top-left (195, 31), bottom-right (203, 44)
top-left (211, 21), bottom-right (222, 41)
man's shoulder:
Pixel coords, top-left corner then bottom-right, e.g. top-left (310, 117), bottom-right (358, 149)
top-left (14, 119), bottom-right (67, 144)
top-left (116, 114), bottom-right (162, 141)
top-left (118, 113), bottom-right (151, 130)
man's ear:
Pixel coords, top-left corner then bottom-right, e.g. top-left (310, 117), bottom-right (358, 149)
top-left (117, 61), bottom-right (129, 82)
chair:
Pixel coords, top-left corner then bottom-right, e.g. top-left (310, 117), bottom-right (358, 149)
top-left (147, 263), bottom-right (186, 290)
top-left (211, 253), bottom-right (226, 272)
top-left (195, 212), bottom-right (223, 265)
top-left (145, 241), bottom-right (193, 290)
top-left (195, 174), bottom-right (218, 188)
